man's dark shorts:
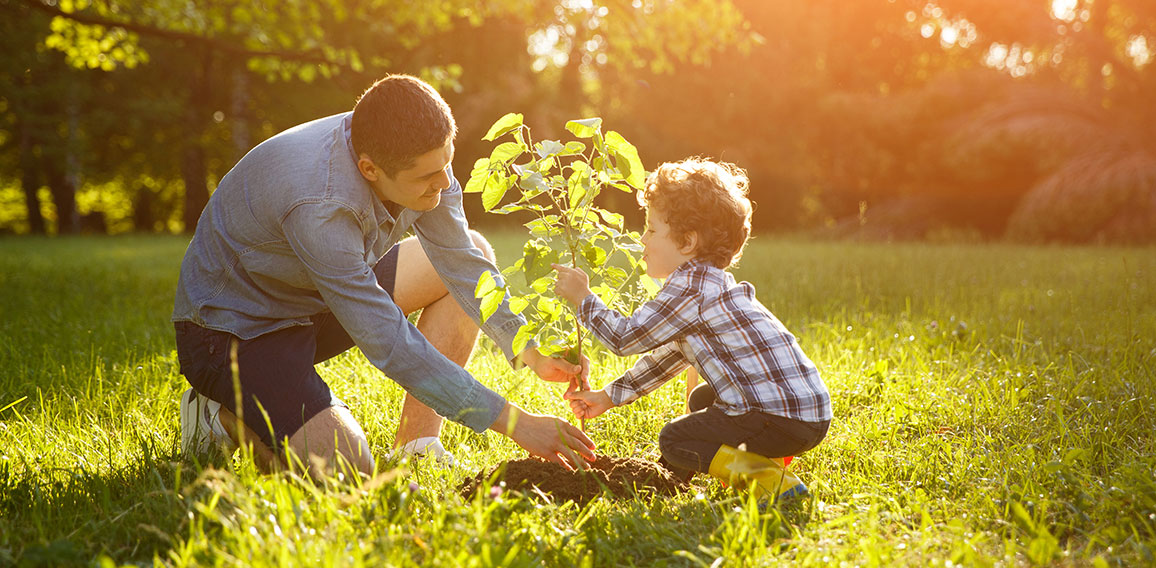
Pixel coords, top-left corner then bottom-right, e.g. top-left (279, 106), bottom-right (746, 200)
top-left (174, 245), bottom-right (400, 451)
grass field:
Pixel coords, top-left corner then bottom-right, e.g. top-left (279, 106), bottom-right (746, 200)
top-left (0, 234), bottom-right (1154, 567)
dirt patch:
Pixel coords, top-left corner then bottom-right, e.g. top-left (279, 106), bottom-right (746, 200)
top-left (460, 455), bottom-right (690, 505)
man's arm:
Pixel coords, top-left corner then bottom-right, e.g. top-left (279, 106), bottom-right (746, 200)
top-left (489, 401), bottom-right (597, 470)
top-left (282, 202), bottom-right (506, 433)
top-left (410, 175), bottom-right (527, 362)
top-left (411, 173), bottom-right (585, 383)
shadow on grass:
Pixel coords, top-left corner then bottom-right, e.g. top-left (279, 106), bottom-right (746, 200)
top-left (520, 482), bottom-right (818, 566)
top-left (0, 437), bottom-right (231, 567)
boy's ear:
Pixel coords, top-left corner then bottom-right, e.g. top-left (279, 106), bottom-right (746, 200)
top-left (679, 231), bottom-right (699, 256)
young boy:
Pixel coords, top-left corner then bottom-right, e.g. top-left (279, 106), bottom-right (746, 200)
top-left (553, 157), bottom-right (832, 503)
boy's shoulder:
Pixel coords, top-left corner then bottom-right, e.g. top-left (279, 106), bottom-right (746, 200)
top-left (667, 259), bottom-right (733, 294)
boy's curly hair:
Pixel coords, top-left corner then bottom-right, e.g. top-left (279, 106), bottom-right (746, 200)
top-left (637, 158), bottom-right (752, 269)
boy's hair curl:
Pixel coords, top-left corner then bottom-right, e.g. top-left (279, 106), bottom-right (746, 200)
top-left (638, 158), bottom-right (752, 269)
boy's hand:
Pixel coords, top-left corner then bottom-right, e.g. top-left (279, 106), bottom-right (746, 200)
top-left (490, 402), bottom-right (597, 470)
top-left (551, 263), bottom-right (592, 306)
top-left (564, 388), bottom-right (614, 420)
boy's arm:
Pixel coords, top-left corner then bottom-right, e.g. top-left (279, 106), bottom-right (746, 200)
top-left (576, 271), bottom-right (700, 357)
top-left (604, 343), bottom-right (691, 406)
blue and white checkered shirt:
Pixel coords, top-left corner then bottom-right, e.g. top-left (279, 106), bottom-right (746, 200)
top-left (578, 258), bottom-right (832, 422)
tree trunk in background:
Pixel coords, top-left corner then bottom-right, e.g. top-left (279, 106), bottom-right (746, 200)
top-left (18, 121), bottom-right (46, 235)
top-left (182, 47), bottom-right (213, 233)
top-left (44, 159), bottom-right (77, 234)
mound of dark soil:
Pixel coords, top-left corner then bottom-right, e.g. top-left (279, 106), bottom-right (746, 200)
top-left (460, 455), bottom-right (690, 505)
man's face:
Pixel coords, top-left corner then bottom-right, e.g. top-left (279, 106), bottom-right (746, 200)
top-left (361, 141), bottom-right (455, 212)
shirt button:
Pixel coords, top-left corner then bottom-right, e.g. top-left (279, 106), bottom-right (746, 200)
top-left (208, 345), bottom-right (216, 355)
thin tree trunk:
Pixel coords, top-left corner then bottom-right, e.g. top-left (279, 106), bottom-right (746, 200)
top-left (18, 121), bottom-right (46, 235)
top-left (45, 160), bottom-right (77, 234)
top-left (182, 47), bottom-right (213, 233)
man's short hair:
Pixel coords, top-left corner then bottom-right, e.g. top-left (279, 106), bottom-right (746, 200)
top-left (351, 75), bottom-right (458, 178)
top-left (638, 158), bottom-right (752, 269)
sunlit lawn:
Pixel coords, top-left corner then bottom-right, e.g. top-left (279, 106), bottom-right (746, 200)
top-left (1, 233), bottom-right (1154, 566)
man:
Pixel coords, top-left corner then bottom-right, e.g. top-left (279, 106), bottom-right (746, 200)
top-left (173, 74), bottom-right (595, 477)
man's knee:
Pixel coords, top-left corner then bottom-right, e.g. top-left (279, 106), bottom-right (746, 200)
top-left (468, 229), bottom-right (496, 263)
top-left (289, 406), bottom-right (375, 478)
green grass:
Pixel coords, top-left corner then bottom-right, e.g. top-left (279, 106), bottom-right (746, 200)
top-left (1, 234), bottom-right (1154, 567)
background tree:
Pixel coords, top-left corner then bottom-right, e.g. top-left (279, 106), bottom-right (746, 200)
top-left (1, 0), bottom-right (1153, 242)
top-left (2, 0), bottom-right (753, 233)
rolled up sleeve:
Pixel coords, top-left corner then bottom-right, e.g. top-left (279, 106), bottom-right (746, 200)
top-left (413, 175), bottom-right (528, 362)
top-left (282, 201), bottom-right (505, 432)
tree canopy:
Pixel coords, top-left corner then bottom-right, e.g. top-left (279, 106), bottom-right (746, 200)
top-left (1, 0), bottom-right (1153, 242)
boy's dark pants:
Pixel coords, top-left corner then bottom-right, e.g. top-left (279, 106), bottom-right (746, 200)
top-left (658, 384), bottom-right (830, 480)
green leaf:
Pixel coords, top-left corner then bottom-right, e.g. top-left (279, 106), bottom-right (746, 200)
top-left (562, 141), bottom-right (587, 155)
top-left (603, 266), bottom-right (628, 286)
top-left (518, 172), bottom-right (549, 195)
top-left (483, 113), bottom-right (524, 141)
top-left (512, 324), bottom-right (535, 355)
top-left (464, 159), bottom-right (491, 193)
top-left (530, 275), bottom-right (553, 294)
top-left (641, 274), bottom-right (661, 295)
top-left (489, 142), bottom-right (525, 165)
top-left (523, 239), bottom-right (560, 283)
top-left (582, 243), bottom-right (608, 268)
top-left (565, 118), bottom-right (603, 139)
top-left (567, 164), bottom-right (591, 207)
top-left (480, 289), bottom-right (504, 324)
top-left (606, 131), bottom-right (647, 189)
top-left (508, 296), bottom-right (530, 314)
top-left (482, 174), bottom-right (511, 211)
top-left (536, 140), bottom-right (565, 158)
top-left (537, 296), bottom-right (564, 321)
top-left (525, 216), bottom-right (562, 239)
top-left (596, 208), bottom-right (625, 229)
top-left (475, 270), bottom-right (498, 298)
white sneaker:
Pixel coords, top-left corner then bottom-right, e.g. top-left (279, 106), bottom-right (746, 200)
top-left (180, 388), bottom-right (237, 456)
top-left (393, 436), bottom-right (462, 468)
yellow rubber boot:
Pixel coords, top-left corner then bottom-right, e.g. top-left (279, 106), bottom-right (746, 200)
top-left (707, 445), bottom-right (808, 503)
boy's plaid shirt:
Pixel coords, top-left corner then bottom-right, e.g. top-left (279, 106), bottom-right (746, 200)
top-left (578, 258), bottom-right (832, 422)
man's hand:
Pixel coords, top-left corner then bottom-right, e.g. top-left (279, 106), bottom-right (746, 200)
top-left (564, 388), bottom-right (614, 420)
top-left (517, 348), bottom-right (590, 390)
top-left (551, 263), bottom-right (592, 306)
top-left (490, 402), bottom-right (597, 470)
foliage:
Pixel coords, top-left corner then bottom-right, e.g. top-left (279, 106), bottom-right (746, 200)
top-left (596, 0), bottom-right (1156, 241)
top-left (5, 0), bottom-right (1156, 241)
top-left (466, 113), bottom-right (656, 359)
top-left (2, 235), bottom-right (1155, 565)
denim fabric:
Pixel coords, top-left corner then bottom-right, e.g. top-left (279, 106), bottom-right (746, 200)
top-left (174, 247), bottom-right (401, 450)
top-left (173, 112), bottom-right (521, 433)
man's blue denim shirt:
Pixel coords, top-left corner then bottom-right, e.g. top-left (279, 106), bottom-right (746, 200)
top-left (173, 112), bottom-right (521, 433)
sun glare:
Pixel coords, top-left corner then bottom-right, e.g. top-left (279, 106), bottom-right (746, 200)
top-left (1050, 0), bottom-right (1078, 22)
top-left (913, 3), bottom-right (976, 49)
top-left (1127, 35), bottom-right (1152, 67)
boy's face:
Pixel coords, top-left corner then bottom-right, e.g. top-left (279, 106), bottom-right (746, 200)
top-left (641, 209), bottom-right (697, 279)
top-left (359, 141), bottom-right (455, 212)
